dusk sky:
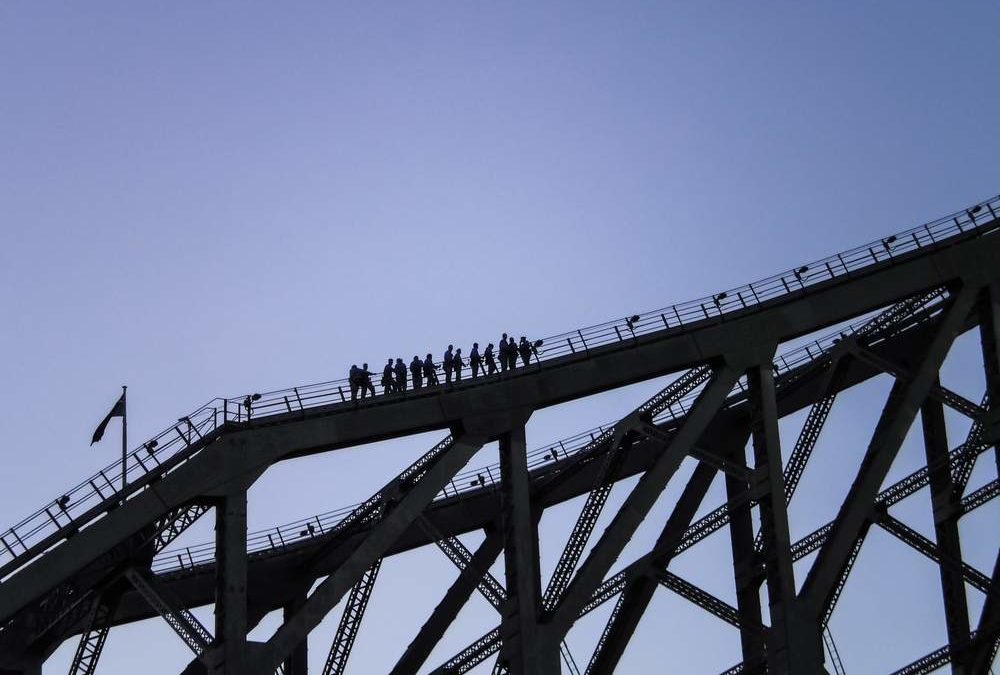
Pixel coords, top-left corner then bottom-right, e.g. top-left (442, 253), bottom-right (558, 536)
top-left (1, 3), bottom-right (998, 673)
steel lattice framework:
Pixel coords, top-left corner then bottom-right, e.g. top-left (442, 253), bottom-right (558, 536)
top-left (1, 195), bottom-right (999, 674)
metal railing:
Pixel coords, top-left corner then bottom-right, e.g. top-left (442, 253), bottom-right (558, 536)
top-left (0, 402), bottom-right (224, 578)
top-left (152, 289), bottom-right (948, 575)
top-left (2, 193), bottom-right (996, 580)
top-left (233, 195), bottom-right (1000, 421)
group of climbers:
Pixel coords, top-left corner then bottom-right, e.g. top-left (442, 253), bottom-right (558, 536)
top-left (347, 334), bottom-right (541, 401)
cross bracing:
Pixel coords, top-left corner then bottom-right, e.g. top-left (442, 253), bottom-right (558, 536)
top-left (0, 196), bottom-right (999, 674)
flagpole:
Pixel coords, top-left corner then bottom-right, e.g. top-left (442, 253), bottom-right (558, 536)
top-left (121, 385), bottom-right (128, 503)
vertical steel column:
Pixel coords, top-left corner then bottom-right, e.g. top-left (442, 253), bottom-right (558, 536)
top-left (968, 552), bottom-right (1000, 673)
top-left (968, 282), bottom-right (1000, 670)
top-left (215, 486), bottom-right (248, 673)
top-left (497, 424), bottom-right (555, 674)
top-left (980, 283), bottom-right (1000, 475)
top-left (747, 363), bottom-right (820, 674)
top-left (920, 391), bottom-right (971, 672)
top-left (725, 451), bottom-right (765, 665)
top-left (283, 594), bottom-right (308, 675)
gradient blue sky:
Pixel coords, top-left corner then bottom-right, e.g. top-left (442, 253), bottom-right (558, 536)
top-left (1, 3), bottom-right (998, 673)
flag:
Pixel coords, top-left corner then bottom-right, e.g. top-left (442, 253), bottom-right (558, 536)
top-left (91, 392), bottom-right (126, 445)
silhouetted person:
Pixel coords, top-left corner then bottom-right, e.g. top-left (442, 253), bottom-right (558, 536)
top-left (507, 336), bottom-right (518, 371)
top-left (349, 364), bottom-right (362, 401)
top-left (443, 345), bottom-right (455, 384)
top-left (423, 353), bottom-right (439, 385)
top-left (453, 348), bottom-right (464, 382)
top-left (410, 356), bottom-right (423, 389)
top-left (470, 342), bottom-right (482, 378)
top-left (518, 337), bottom-right (532, 367)
top-left (382, 359), bottom-right (395, 393)
top-left (394, 358), bottom-right (407, 392)
top-left (499, 333), bottom-right (509, 372)
top-left (361, 363), bottom-right (376, 399)
top-left (484, 343), bottom-right (497, 375)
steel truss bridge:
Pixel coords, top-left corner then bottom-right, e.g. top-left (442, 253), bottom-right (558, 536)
top-left (2, 196), bottom-right (1000, 675)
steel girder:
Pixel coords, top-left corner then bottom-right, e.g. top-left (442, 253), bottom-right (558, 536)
top-left (0, 211), bottom-right (998, 675)
top-left (35, 302), bottom-right (996, 675)
top-left (35, 290), bottom-right (988, 675)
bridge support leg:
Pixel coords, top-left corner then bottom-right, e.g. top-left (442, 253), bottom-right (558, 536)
top-left (747, 363), bottom-right (822, 674)
top-left (283, 594), bottom-right (308, 675)
top-left (725, 450), bottom-right (764, 667)
top-left (967, 283), bottom-right (1000, 671)
top-left (213, 485), bottom-right (248, 673)
top-left (920, 392), bottom-right (971, 673)
top-left (497, 424), bottom-right (557, 675)
top-left (980, 283), bottom-right (1000, 474)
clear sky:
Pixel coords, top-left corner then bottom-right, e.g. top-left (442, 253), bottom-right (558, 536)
top-left (1, 2), bottom-right (998, 673)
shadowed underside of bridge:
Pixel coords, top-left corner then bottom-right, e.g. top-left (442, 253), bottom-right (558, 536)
top-left (1, 197), bottom-right (999, 675)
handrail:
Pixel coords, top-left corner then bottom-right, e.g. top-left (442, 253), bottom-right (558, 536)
top-left (235, 194), bottom-right (999, 415)
top-left (1, 193), bottom-right (996, 580)
top-left (152, 289), bottom-right (947, 575)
